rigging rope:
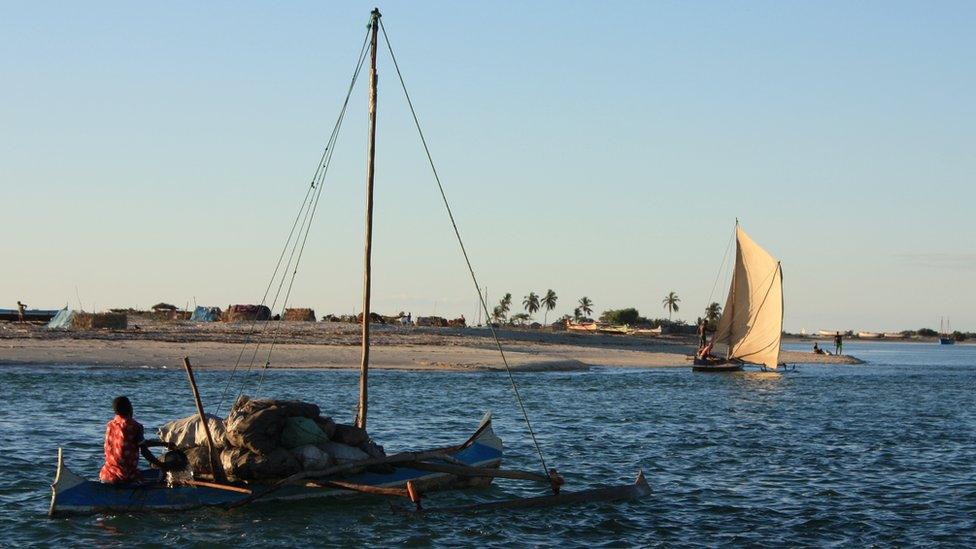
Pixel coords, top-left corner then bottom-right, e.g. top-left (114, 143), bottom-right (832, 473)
top-left (705, 222), bottom-right (737, 311)
top-left (250, 23), bottom-right (374, 397)
top-left (216, 26), bottom-right (372, 413)
top-left (378, 18), bottom-right (553, 481)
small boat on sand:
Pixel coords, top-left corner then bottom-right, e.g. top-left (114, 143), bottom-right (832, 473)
top-left (566, 321), bottom-right (598, 332)
top-left (0, 308), bottom-right (60, 322)
top-left (597, 324), bottom-right (630, 335)
top-left (694, 221), bottom-right (784, 373)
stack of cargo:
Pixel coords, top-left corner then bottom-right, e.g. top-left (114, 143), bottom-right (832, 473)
top-left (158, 396), bottom-right (385, 481)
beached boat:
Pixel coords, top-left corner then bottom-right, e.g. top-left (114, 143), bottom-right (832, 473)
top-left (566, 321), bottom-right (598, 332)
top-left (51, 9), bottom-right (646, 517)
top-left (694, 222), bottom-right (783, 372)
top-left (939, 317), bottom-right (955, 345)
top-left (857, 332), bottom-right (882, 339)
top-left (883, 332), bottom-right (904, 339)
top-left (597, 324), bottom-right (630, 335)
top-left (0, 307), bottom-right (60, 322)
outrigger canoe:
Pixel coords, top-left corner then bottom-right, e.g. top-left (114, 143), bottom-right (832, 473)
top-left (51, 414), bottom-right (502, 517)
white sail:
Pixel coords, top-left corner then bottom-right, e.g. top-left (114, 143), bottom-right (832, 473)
top-left (712, 225), bottom-right (783, 369)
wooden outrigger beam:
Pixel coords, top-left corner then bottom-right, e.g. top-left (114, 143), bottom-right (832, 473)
top-left (181, 479), bottom-right (252, 494)
top-left (404, 471), bottom-right (650, 514)
top-left (404, 461), bottom-right (563, 487)
top-left (226, 446), bottom-right (459, 509)
top-left (309, 479), bottom-right (409, 498)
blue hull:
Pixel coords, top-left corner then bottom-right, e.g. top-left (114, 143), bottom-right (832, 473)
top-left (51, 414), bottom-right (503, 516)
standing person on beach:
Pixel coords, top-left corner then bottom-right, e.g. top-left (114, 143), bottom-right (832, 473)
top-left (99, 396), bottom-right (174, 484)
top-left (834, 333), bottom-right (843, 355)
top-left (16, 301), bottom-right (26, 322)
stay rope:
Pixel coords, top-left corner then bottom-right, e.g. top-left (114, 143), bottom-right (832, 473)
top-left (704, 222), bottom-right (736, 312)
top-left (248, 29), bottom-right (374, 399)
top-left (378, 18), bottom-right (553, 481)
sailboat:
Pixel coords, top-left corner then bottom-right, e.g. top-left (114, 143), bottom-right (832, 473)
top-left (939, 317), bottom-right (955, 345)
top-left (50, 9), bottom-right (648, 516)
top-left (694, 222), bottom-right (784, 372)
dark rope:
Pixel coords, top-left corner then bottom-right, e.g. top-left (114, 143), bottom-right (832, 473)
top-left (379, 18), bottom-right (553, 482)
top-left (251, 25), bottom-right (373, 397)
top-left (705, 222), bottom-right (736, 308)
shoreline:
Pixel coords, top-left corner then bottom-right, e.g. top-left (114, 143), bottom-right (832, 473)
top-left (0, 319), bottom-right (863, 371)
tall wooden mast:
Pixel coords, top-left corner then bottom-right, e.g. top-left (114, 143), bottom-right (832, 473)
top-left (356, 8), bottom-right (381, 430)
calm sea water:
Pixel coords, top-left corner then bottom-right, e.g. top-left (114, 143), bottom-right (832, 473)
top-left (1, 342), bottom-right (974, 546)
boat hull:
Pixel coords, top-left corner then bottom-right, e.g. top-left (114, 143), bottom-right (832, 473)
top-left (692, 357), bottom-right (743, 372)
top-left (940, 338), bottom-right (955, 345)
top-left (0, 308), bottom-right (60, 322)
top-left (50, 413), bottom-right (503, 517)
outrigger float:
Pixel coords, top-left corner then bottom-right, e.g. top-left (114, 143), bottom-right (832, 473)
top-left (50, 9), bottom-right (648, 517)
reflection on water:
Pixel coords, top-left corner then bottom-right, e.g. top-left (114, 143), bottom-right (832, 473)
top-left (0, 341), bottom-right (974, 546)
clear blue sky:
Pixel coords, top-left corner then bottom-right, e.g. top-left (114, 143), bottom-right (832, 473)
top-left (3, 1), bottom-right (974, 332)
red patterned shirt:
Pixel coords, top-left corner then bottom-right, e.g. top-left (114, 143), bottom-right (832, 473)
top-left (99, 415), bottom-right (145, 483)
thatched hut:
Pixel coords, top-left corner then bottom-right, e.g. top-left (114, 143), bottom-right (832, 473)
top-left (416, 316), bottom-right (448, 327)
top-left (224, 305), bottom-right (272, 322)
top-left (283, 308), bottom-right (316, 322)
top-left (356, 312), bottom-right (386, 324)
top-left (71, 312), bottom-right (127, 330)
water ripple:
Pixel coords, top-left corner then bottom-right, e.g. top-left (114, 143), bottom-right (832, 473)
top-left (0, 342), bottom-right (974, 545)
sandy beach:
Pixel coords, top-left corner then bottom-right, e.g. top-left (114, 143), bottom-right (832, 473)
top-left (0, 318), bottom-right (862, 371)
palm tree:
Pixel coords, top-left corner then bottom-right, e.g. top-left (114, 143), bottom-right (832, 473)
top-left (705, 302), bottom-right (722, 324)
top-left (662, 291), bottom-right (680, 320)
top-left (541, 289), bottom-right (558, 325)
top-left (523, 292), bottom-right (540, 317)
top-left (573, 307), bottom-right (582, 321)
top-left (491, 305), bottom-right (504, 323)
top-left (493, 292), bottom-right (513, 323)
top-left (510, 312), bottom-right (531, 326)
top-left (499, 293), bottom-right (512, 318)
top-left (578, 297), bottom-right (593, 319)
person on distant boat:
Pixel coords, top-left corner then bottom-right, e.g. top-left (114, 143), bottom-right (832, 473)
top-left (834, 333), bottom-right (843, 355)
top-left (696, 342), bottom-right (713, 360)
top-left (99, 396), bottom-right (175, 484)
top-left (16, 301), bottom-right (26, 322)
top-left (697, 318), bottom-right (707, 349)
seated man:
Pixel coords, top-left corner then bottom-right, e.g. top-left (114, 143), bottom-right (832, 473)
top-left (99, 396), bottom-right (175, 484)
top-left (696, 342), bottom-right (714, 360)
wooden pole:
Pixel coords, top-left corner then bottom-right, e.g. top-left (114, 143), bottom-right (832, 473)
top-left (182, 357), bottom-right (226, 483)
top-left (402, 461), bottom-right (563, 486)
top-left (310, 479), bottom-right (409, 498)
top-left (226, 446), bottom-right (457, 509)
top-left (356, 8), bottom-right (381, 431)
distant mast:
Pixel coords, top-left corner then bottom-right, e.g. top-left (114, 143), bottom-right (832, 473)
top-left (356, 8), bottom-right (381, 430)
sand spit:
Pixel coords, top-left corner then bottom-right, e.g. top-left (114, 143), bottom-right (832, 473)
top-left (0, 319), bottom-right (863, 371)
